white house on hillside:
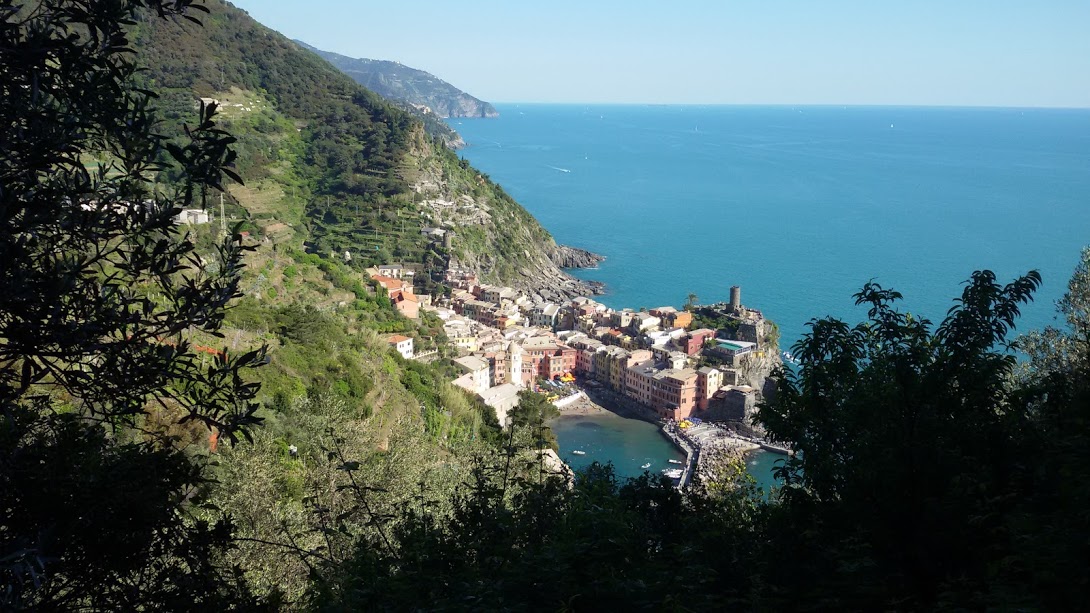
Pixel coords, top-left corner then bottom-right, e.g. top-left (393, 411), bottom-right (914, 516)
top-left (387, 335), bottom-right (414, 359)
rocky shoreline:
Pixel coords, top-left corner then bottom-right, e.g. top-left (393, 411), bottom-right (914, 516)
top-left (511, 244), bottom-right (607, 303)
top-left (550, 245), bottom-right (606, 270)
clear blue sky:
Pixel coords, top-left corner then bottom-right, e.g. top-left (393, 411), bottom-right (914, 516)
top-left (228, 0), bottom-right (1089, 107)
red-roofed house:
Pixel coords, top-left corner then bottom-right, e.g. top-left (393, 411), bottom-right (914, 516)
top-left (372, 275), bottom-right (410, 296)
top-left (387, 335), bottom-right (414, 359)
top-left (391, 290), bottom-right (419, 319)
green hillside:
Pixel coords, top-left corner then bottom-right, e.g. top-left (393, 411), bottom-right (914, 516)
top-left (134, 0), bottom-right (574, 291)
top-left (124, 1), bottom-right (564, 599)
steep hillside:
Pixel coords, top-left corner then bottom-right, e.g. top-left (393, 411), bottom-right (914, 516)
top-left (294, 42), bottom-right (466, 149)
top-left (134, 0), bottom-right (596, 298)
top-left (297, 40), bottom-right (498, 119)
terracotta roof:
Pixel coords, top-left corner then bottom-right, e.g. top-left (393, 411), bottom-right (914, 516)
top-left (372, 275), bottom-right (405, 287)
top-left (387, 335), bottom-right (411, 343)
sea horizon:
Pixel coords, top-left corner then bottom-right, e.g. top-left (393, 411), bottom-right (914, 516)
top-left (484, 102), bottom-right (1090, 111)
top-left (451, 104), bottom-right (1090, 352)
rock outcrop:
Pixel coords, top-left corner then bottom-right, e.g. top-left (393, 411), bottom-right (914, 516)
top-left (550, 245), bottom-right (605, 269)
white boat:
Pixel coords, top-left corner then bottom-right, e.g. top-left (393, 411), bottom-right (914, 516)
top-left (668, 459), bottom-right (683, 465)
top-left (571, 450), bottom-right (586, 456)
top-left (641, 462), bottom-right (651, 469)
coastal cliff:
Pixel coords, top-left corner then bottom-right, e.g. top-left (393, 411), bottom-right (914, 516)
top-left (550, 245), bottom-right (606, 269)
top-left (403, 130), bottom-right (604, 299)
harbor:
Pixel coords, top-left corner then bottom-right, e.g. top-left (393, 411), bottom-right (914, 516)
top-left (551, 384), bottom-right (788, 489)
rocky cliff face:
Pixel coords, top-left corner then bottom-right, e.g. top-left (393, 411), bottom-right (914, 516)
top-left (403, 133), bottom-right (603, 300)
top-left (550, 245), bottom-right (605, 269)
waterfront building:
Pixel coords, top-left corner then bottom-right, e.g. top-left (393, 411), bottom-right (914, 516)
top-left (652, 368), bottom-right (699, 420)
top-left (518, 336), bottom-right (576, 383)
top-left (625, 360), bottom-right (660, 406)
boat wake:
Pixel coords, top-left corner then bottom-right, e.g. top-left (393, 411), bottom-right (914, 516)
top-left (547, 165), bottom-right (572, 173)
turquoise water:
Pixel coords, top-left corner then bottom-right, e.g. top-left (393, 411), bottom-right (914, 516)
top-left (452, 105), bottom-right (1090, 488)
top-left (551, 411), bottom-right (788, 491)
top-left (550, 412), bottom-right (684, 481)
top-left (451, 105), bottom-right (1090, 351)
top-left (746, 449), bottom-right (787, 493)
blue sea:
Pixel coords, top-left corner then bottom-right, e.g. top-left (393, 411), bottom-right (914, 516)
top-left (450, 104), bottom-right (1090, 487)
top-left (451, 104), bottom-right (1090, 351)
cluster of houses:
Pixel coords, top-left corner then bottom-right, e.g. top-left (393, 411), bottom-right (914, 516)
top-left (430, 282), bottom-right (768, 423)
top-left (367, 263), bottom-right (429, 320)
top-left (368, 260), bottom-right (769, 425)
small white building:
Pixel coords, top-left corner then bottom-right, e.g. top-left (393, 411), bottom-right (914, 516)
top-left (453, 355), bottom-right (490, 394)
top-left (377, 263), bottom-right (415, 280)
top-left (174, 208), bottom-right (210, 225)
top-left (387, 335), bottom-right (414, 359)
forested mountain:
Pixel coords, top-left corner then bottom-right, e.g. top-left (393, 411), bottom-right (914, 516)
top-left (134, 0), bottom-right (589, 295)
top-left (296, 40), bottom-right (499, 120)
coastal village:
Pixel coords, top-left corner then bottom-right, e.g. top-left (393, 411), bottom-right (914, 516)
top-left (368, 260), bottom-right (784, 484)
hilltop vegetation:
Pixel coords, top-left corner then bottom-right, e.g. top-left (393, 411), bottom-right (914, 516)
top-left (133, 1), bottom-right (587, 293)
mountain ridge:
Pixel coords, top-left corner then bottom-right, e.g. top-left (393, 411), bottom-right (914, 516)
top-left (134, 0), bottom-right (596, 298)
top-left (295, 40), bottom-right (499, 120)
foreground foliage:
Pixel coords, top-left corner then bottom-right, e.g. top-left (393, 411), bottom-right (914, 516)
top-left (1, 0), bottom-right (265, 608)
top-left (306, 262), bottom-right (1090, 611)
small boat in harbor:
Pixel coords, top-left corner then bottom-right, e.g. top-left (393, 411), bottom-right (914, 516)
top-left (571, 450), bottom-right (586, 456)
top-left (641, 462), bottom-right (651, 469)
top-left (668, 459), bottom-right (683, 465)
